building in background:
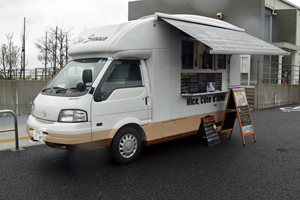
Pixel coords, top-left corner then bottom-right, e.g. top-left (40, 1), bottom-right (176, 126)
top-left (129, 0), bottom-right (300, 85)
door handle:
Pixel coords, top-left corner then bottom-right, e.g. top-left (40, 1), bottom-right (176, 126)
top-left (145, 96), bottom-right (149, 105)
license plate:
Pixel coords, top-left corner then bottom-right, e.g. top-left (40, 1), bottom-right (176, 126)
top-left (33, 128), bottom-right (46, 141)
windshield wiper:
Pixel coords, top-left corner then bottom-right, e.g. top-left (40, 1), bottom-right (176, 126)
top-left (55, 87), bottom-right (79, 93)
top-left (56, 88), bottom-right (68, 94)
top-left (42, 87), bottom-right (65, 93)
top-left (44, 87), bottom-right (81, 94)
top-left (42, 88), bottom-right (52, 92)
top-left (52, 87), bottom-right (65, 90)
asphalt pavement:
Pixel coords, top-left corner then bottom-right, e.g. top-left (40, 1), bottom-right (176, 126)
top-left (0, 105), bottom-right (300, 199)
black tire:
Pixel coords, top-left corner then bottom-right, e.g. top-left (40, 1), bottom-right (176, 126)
top-left (197, 123), bottom-right (206, 141)
top-left (112, 126), bottom-right (142, 164)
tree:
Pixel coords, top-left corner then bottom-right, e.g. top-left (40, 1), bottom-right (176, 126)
top-left (0, 34), bottom-right (20, 79)
top-left (35, 25), bottom-right (73, 77)
top-left (0, 44), bottom-right (7, 79)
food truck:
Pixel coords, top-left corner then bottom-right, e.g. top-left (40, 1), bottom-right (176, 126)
top-left (26, 13), bottom-right (288, 164)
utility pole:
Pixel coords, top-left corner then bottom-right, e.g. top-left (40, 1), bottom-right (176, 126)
top-left (45, 32), bottom-right (47, 80)
top-left (60, 29), bottom-right (63, 68)
top-left (20, 48), bottom-right (23, 79)
top-left (53, 26), bottom-right (57, 76)
top-left (22, 17), bottom-right (26, 80)
top-left (65, 34), bottom-right (68, 63)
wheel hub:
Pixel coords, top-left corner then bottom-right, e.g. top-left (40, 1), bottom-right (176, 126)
top-left (124, 140), bottom-right (134, 152)
top-left (119, 134), bottom-right (137, 158)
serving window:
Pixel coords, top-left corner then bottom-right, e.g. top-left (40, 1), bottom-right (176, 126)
top-left (181, 38), bottom-right (227, 95)
top-left (181, 39), bottom-right (227, 71)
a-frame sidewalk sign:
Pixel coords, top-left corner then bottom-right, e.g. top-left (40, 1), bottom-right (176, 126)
top-left (219, 88), bottom-right (256, 145)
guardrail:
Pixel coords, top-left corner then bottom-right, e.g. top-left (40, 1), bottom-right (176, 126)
top-left (0, 110), bottom-right (19, 151)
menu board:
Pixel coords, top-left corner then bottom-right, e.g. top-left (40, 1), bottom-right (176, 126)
top-left (219, 89), bottom-right (256, 145)
top-left (181, 73), bottom-right (222, 94)
top-left (215, 73), bottom-right (222, 92)
top-left (198, 74), bottom-right (207, 93)
top-left (238, 105), bottom-right (253, 133)
top-left (201, 116), bottom-right (220, 146)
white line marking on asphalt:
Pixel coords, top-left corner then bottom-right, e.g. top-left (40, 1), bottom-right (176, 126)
top-left (280, 106), bottom-right (300, 112)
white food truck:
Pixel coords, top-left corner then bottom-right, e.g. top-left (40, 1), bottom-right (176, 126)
top-left (27, 13), bottom-right (288, 164)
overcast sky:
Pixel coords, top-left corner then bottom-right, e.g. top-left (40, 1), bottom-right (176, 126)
top-left (0, 0), bottom-right (131, 69)
top-left (1, 0), bottom-right (300, 69)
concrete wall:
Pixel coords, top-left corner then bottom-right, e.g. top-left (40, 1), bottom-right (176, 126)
top-left (0, 80), bottom-right (47, 116)
top-left (254, 84), bottom-right (300, 109)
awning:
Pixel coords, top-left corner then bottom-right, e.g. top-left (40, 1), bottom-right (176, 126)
top-left (161, 17), bottom-right (290, 56)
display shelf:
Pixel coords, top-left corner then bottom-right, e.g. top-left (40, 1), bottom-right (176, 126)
top-left (181, 90), bottom-right (229, 97)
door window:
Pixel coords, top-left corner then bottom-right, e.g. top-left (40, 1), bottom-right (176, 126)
top-left (94, 60), bottom-right (143, 101)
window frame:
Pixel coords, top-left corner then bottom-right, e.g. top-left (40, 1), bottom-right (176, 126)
top-left (181, 38), bottom-right (227, 73)
top-left (93, 60), bottom-right (144, 102)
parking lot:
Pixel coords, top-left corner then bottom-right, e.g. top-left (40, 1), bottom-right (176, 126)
top-left (0, 105), bottom-right (300, 199)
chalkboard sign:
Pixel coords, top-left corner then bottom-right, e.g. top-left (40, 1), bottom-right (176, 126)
top-left (219, 89), bottom-right (256, 145)
top-left (200, 116), bottom-right (220, 146)
top-left (181, 73), bottom-right (222, 94)
top-left (198, 73), bottom-right (207, 93)
top-left (215, 73), bottom-right (222, 91)
top-left (222, 111), bottom-right (236, 131)
top-left (238, 105), bottom-right (253, 133)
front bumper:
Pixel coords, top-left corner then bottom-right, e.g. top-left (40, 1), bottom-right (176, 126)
top-left (26, 115), bottom-right (92, 150)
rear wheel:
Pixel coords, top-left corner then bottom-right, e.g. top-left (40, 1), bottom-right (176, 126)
top-left (197, 123), bottom-right (206, 141)
top-left (112, 126), bottom-right (142, 164)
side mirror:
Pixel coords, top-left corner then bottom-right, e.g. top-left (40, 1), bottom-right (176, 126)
top-left (83, 69), bottom-right (93, 84)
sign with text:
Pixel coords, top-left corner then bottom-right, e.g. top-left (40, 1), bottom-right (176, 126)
top-left (201, 116), bottom-right (220, 146)
top-left (238, 105), bottom-right (253, 133)
top-left (219, 89), bottom-right (256, 145)
top-left (181, 73), bottom-right (222, 94)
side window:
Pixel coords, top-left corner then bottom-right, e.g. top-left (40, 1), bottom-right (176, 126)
top-left (181, 40), bottom-right (194, 69)
top-left (94, 60), bottom-right (143, 101)
top-left (181, 39), bottom-right (227, 70)
top-left (217, 54), bottom-right (227, 70)
top-left (202, 53), bottom-right (213, 69)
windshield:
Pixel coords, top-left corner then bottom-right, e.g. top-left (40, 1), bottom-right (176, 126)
top-left (43, 58), bottom-right (107, 96)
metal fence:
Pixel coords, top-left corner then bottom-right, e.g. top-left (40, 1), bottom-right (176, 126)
top-left (1, 68), bottom-right (57, 80)
top-left (34, 68), bottom-right (58, 80)
top-left (257, 61), bottom-right (300, 84)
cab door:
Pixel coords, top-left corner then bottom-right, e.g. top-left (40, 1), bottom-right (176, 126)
top-left (91, 60), bottom-right (150, 147)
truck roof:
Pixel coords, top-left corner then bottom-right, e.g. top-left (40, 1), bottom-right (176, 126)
top-left (68, 12), bottom-right (244, 60)
top-left (68, 12), bottom-right (289, 59)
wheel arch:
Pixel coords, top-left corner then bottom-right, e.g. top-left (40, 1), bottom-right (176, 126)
top-left (109, 122), bottom-right (147, 147)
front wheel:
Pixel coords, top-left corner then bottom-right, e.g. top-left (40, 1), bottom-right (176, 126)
top-left (112, 126), bottom-right (142, 164)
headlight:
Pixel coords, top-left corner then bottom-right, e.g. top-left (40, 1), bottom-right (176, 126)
top-left (58, 110), bottom-right (87, 122)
